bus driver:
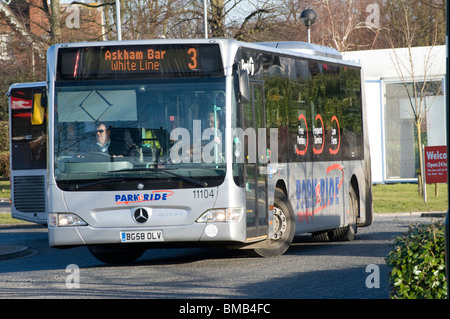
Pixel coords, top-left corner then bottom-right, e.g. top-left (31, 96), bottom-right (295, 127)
top-left (88, 122), bottom-right (139, 158)
top-left (94, 122), bottom-right (112, 153)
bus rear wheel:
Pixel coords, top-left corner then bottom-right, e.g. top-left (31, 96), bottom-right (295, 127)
top-left (251, 189), bottom-right (295, 258)
top-left (332, 186), bottom-right (358, 241)
top-left (311, 186), bottom-right (358, 242)
top-left (88, 244), bottom-right (145, 264)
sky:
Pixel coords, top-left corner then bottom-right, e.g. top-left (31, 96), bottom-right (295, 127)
top-left (57, 0), bottom-right (270, 24)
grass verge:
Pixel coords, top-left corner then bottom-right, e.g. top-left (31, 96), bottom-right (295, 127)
top-left (0, 213), bottom-right (31, 225)
top-left (373, 183), bottom-right (448, 213)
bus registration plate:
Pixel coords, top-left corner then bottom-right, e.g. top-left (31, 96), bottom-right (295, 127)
top-left (120, 230), bottom-right (164, 243)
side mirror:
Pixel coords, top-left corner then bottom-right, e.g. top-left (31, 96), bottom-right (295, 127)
top-left (238, 69), bottom-right (250, 104)
top-left (32, 89), bottom-right (46, 125)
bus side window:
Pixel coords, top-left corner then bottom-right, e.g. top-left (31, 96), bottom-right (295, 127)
top-left (239, 69), bottom-right (250, 103)
top-left (32, 89), bottom-right (46, 125)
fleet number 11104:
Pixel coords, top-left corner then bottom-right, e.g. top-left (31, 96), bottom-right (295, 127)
top-left (193, 189), bottom-right (214, 199)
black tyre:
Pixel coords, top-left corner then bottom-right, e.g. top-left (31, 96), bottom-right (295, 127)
top-left (88, 244), bottom-right (145, 264)
top-left (332, 185), bottom-right (358, 241)
top-left (251, 189), bottom-right (295, 257)
top-left (311, 229), bottom-right (333, 242)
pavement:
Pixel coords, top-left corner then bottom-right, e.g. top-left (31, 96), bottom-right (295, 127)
top-left (0, 245), bottom-right (34, 261)
top-left (0, 199), bottom-right (447, 261)
top-left (0, 199), bottom-right (39, 261)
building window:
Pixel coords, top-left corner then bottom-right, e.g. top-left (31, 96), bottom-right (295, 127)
top-left (384, 80), bottom-right (445, 181)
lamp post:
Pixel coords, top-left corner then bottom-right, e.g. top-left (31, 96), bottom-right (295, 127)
top-left (300, 9), bottom-right (317, 43)
top-left (116, 0), bottom-right (122, 40)
top-left (203, 0), bottom-right (208, 39)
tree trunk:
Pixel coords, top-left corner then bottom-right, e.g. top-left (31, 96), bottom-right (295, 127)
top-left (50, 0), bottom-right (62, 44)
top-left (416, 120), bottom-right (424, 197)
top-left (210, 0), bottom-right (225, 37)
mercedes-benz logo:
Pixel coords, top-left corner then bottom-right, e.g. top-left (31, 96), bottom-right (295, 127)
top-left (133, 208), bottom-right (149, 223)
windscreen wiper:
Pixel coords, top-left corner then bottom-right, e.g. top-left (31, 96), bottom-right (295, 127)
top-left (161, 170), bottom-right (208, 187)
top-left (67, 178), bottom-right (126, 191)
top-left (117, 167), bottom-right (208, 187)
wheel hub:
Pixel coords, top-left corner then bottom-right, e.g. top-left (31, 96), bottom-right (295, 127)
top-left (272, 206), bottom-right (287, 240)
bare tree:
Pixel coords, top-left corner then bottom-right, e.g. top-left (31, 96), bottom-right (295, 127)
top-left (381, 0), bottom-right (446, 48)
top-left (221, 0), bottom-right (278, 41)
top-left (387, 1), bottom-right (443, 197)
top-left (249, 0), bottom-right (385, 50)
top-left (316, 0), bottom-right (382, 51)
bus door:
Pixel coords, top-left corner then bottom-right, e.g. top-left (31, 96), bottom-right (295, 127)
top-left (8, 83), bottom-right (47, 224)
top-left (243, 82), bottom-right (268, 239)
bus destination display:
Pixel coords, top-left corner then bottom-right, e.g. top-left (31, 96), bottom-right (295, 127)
top-left (104, 48), bottom-right (194, 72)
top-left (57, 44), bottom-right (223, 80)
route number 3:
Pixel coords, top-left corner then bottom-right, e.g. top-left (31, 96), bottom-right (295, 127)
top-left (188, 48), bottom-right (198, 70)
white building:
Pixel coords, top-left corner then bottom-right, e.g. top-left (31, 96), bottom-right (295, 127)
top-left (343, 46), bottom-right (447, 184)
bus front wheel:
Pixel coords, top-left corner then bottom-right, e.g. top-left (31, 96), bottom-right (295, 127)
top-left (251, 189), bottom-right (295, 258)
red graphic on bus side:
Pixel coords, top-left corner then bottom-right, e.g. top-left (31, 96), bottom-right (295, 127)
top-left (296, 163), bottom-right (344, 224)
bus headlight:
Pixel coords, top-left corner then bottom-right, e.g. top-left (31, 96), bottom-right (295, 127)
top-left (48, 213), bottom-right (87, 227)
top-left (197, 207), bottom-right (243, 223)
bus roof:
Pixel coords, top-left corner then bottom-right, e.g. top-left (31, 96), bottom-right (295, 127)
top-left (256, 41), bottom-right (342, 60)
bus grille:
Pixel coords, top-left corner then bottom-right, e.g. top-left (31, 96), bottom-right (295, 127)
top-left (13, 176), bottom-right (46, 213)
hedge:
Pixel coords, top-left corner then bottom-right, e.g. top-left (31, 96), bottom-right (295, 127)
top-left (0, 121), bottom-right (9, 178)
top-left (0, 121), bottom-right (8, 152)
top-left (386, 220), bottom-right (447, 299)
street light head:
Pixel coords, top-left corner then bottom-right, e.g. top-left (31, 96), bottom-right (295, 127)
top-left (300, 9), bottom-right (317, 27)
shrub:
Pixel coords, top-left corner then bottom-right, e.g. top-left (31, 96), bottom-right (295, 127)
top-left (0, 152), bottom-right (9, 179)
top-left (386, 220), bottom-right (447, 299)
top-left (0, 121), bottom-right (9, 152)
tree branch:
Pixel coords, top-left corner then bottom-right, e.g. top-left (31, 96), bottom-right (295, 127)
top-left (233, 8), bottom-right (270, 40)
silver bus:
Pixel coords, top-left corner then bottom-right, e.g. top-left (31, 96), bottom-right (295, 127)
top-left (19, 39), bottom-right (373, 263)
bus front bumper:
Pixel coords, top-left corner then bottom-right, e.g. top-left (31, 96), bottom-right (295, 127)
top-left (48, 222), bottom-right (246, 247)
